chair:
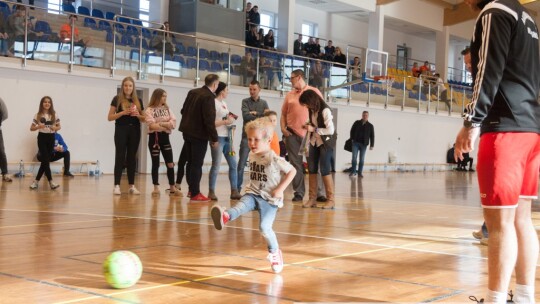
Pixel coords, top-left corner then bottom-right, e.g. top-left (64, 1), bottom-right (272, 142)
top-left (231, 54), bottom-right (242, 64)
top-left (118, 16), bottom-right (131, 24)
top-left (141, 28), bottom-right (152, 39)
top-left (186, 57), bottom-right (197, 69)
top-left (175, 43), bottom-right (185, 55)
top-left (173, 55), bottom-right (185, 66)
top-left (132, 19), bottom-right (143, 26)
top-left (98, 20), bottom-right (111, 31)
top-left (77, 6), bottom-right (90, 16)
top-left (199, 59), bottom-right (210, 71)
top-left (91, 8), bottom-right (104, 19)
top-left (62, 4), bottom-right (76, 13)
top-left (114, 23), bottom-right (125, 34)
top-left (210, 61), bottom-right (222, 72)
top-left (126, 25), bottom-right (139, 36)
top-left (83, 18), bottom-right (98, 30)
top-left (209, 50), bottom-right (220, 61)
top-left (199, 48), bottom-right (209, 59)
top-left (186, 46), bottom-right (197, 57)
top-left (34, 21), bottom-right (52, 35)
top-left (105, 12), bottom-right (115, 20)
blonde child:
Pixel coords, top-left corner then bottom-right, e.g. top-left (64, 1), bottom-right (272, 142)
top-left (211, 118), bottom-right (296, 273)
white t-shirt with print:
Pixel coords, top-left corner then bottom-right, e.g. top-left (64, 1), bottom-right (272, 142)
top-left (32, 113), bottom-right (60, 134)
top-left (214, 98), bottom-right (232, 137)
top-left (245, 150), bottom-right (294, 208)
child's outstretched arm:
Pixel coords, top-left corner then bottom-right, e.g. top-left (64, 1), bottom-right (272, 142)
top-left (271, 167), bottom-right (296, 199)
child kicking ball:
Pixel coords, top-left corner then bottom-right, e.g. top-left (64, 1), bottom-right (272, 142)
top-left (211, 118), bottom-right (296, 273)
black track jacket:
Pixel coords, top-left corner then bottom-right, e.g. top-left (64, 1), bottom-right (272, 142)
top-left (466, 0), bottom-right (540, 134)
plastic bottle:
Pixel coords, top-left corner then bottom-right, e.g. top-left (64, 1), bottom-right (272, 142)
top-left (94, 160), bottom-right (101, 176)
top-left (17, 160), bottom-right (24, 178)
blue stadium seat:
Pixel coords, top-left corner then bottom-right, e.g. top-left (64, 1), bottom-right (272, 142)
top-left (173, 55), bottom-right (185, 66)
top-left (118, 16), bottom-right (131, 24)
top-left (141, 28), bottom-right (152, 39)
top-left (0, 2), bottom-right (10, 15)
top-left (114, 23), bottom-right (125, 34)
top-left (186, 57), bottom-right (197, 69)
top-left (77, 6), bottom-right (90, 16)
top-left (35, 20), bottom-right (52, 34)
top-left (126, 25), bottom-right (139, 36)
top-left (98, 20), bottom-right (111, 31)
top-left (132, 19), bottom-right (143, 26)
top-left (186, 46), bottom-right (197, 57)
top-left (83, 18), bottom-right (98, 30)
top-left (209, 50), bottom-right (220, 61)
top-left (62, 4), bottom-right (76, 13)
top-left (91, 8), bottom-right (104, 19)
top-left (199, 59), bottom-right (210, 71)
top-left (199, 48), bottom-right (209, 59)
top-left (221, 52), bottom-right (229, 62)
top-left (231, 54), bottom-right (242, 64)
top-left (210, 61), bottom-right (222, 72)
top-left (105, 12), bottom-right (115, 20)
top-left (175, 43), bottom-right (185, 55)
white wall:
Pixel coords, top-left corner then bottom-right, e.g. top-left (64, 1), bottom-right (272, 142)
top-left (0, 59), bottom-right (464, 175)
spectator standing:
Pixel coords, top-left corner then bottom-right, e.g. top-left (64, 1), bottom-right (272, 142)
top-left (333, 47), bottom-right (346, 66)
top-left (179, 74), bottom-right (220, 202)
top-left (280, 69), bottom-right (324, 202)
top-left (264, 111), bottom-right (280, 155)
top-left (324, 40), bottom-right (335, 61)
top-left (419, 61), bottom-right (431, 75)
top-left (29, 96), bottom-right (61, 190)
top-left (107, 76), bottom-right (145, 195)
top-left (144, 88), bottom-right (182, 197)
top-left (239, 51), bottom-right (257, 86)
top-left (0, 97), bottom-right (11, 182)
top-left (299, 90), bottom-right (336, 209)
top-left (249, 5), bottom-right (260, 27)
top-left (264, 29), bottom-right (275, 50)
top-left (455, 1), bottom-right (540, 302)
top-left (349, 111), bottom-right (374, 178)
top-left (351, 56), bottom-right (361, 80)
top-left (293, 34), bottom-right (305, 56)
top-left (237, 80), bottom-right (269, 191)
top-left (151, 21), bottom-right (176, 57)
top-left (208, 82), bottom-right (241, 201)
top-left (0, 10), bottom-right (10, 57)
top-left (36, 133), bottom-right (74, 177)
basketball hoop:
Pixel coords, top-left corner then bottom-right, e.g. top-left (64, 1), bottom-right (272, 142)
top-left (373, 76), bottom-right (395, 93)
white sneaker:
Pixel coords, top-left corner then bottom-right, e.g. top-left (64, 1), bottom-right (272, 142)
top-left (152, 188), bottom-right (160, 196)
top-left (267, 249), bottom-right (284, 273)
top-left (480, 237), bottom-right (488, 246)
top-left (113, 185), bottom-right (121, 195)
top-left (29, 181), bottom-right (38, 190)
top-left (129, 187), bottom-right (140, 195)
top-left (49, 181), bottom-right (60, 190)
top-left (472, 230), bottom-right (483, 240)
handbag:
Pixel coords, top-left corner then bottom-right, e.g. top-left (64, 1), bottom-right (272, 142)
top-left (344, 138), bottom-right (352, 152)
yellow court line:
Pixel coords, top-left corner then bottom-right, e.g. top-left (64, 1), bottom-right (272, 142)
top-left (55, 243), bottom-right (421, 304)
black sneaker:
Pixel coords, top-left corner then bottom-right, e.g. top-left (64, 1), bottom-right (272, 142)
top-left (469, 296), bottom-right (484, 303)
top-left (64, 172), bottom-right (75, 177)
top-left (292, 194), bottom-right (303, 202)
top-left (316, 196), bottom-right (327, 202)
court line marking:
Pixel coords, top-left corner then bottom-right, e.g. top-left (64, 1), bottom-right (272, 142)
top-left (0, 207), bottom-right (491, 262)
top-left (54, 243), bottom-right (461, 304)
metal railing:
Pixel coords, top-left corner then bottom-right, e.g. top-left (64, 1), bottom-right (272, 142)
top-left (3, 0), bottom-right (470, 116)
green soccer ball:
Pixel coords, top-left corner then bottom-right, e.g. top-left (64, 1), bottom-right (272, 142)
top-left (103, 251), bottom-right (143, 289)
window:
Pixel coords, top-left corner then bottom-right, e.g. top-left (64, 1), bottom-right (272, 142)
top-left (302, 22), bottom-right (317, 43)
top-left (259, 12), bottom-right (276, 43)
top-left (139, 0), bottom-right (149, 27)
top-left (48, 0), bottom-right (61, 14)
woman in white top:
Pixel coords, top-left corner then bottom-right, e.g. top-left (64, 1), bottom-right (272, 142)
top-left (208, 82), bottom-right (241, 201)
top-left (299, 89), bottom-right (336, 209)
top-left (29, 96), bottom-right (61, 190)
top-left (144, 88), bottom-right (181, 196)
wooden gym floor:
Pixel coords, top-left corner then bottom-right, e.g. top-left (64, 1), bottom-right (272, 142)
top-left (0, 171), bottom-right (539, 303)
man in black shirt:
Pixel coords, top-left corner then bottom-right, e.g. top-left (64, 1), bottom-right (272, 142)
top-left (455, 0), bottom-right (540, 302)
top-left (349, 111), bottom-right (374, 177)
top-left (179, 74), bottom-right (219, 202)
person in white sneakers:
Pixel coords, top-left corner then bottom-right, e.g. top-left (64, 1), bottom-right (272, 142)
top-left (107, 77), bottom-right (145, 195)
top-left (211, 118), bottom-right (296, 273)
top-left (29, 96), bottom-right (61, 190)
top-left (145, 88), bottom-right (182, 197)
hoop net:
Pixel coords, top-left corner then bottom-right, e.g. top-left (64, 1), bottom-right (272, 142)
top-left (373, 76), bottom-right (395, 93)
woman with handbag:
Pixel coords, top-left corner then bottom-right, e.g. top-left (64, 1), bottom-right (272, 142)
top-left (299, 89), bottom-right (335, 209)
